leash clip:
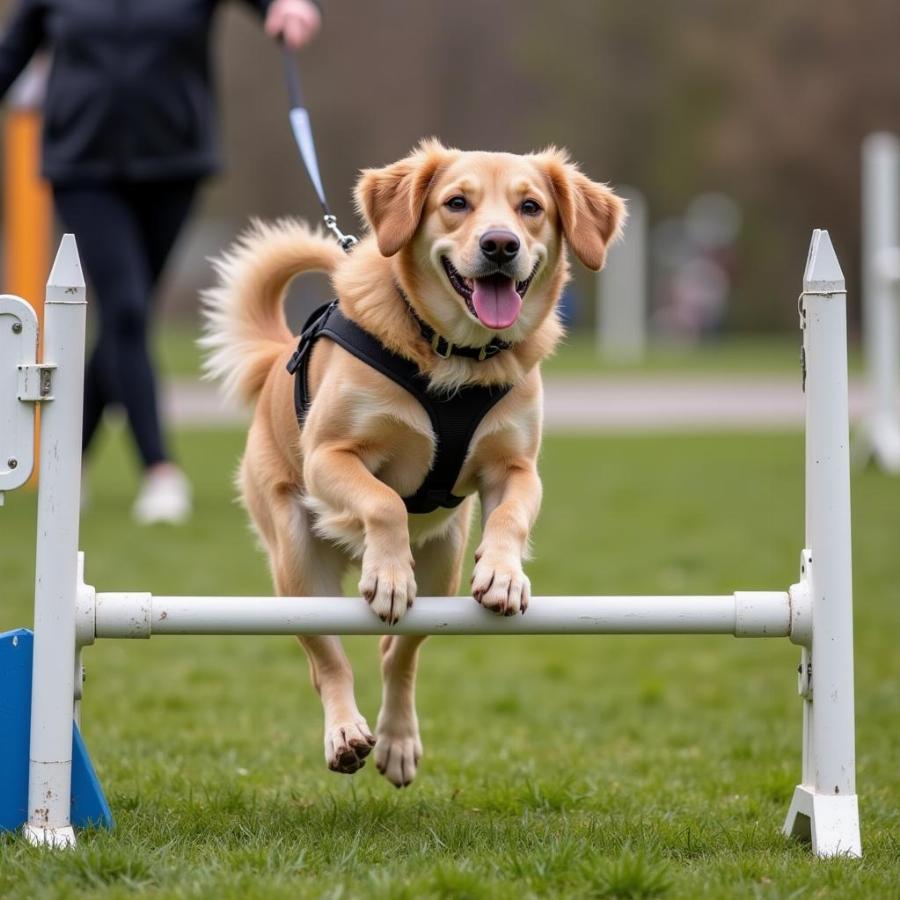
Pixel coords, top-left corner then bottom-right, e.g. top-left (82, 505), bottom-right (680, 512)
top-left (323, 214), bottom-right (358, 253)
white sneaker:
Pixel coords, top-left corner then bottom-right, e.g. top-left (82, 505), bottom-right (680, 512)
top-left (132, 465), bottom-right (192, 525)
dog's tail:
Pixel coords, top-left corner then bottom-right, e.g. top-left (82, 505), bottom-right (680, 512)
top-left (200, 218), bottom-right (343, 404)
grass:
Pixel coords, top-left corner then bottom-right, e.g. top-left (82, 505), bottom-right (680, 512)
top-left (1, 427), bottom-right (898, 898)
top-left (153, 322), bottom-right (861, 381)
top-left (153, 323), bottom-right (207, 381)
top-left (542, 333), bottom-right (818, 377)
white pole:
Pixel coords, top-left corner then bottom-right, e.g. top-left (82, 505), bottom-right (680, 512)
top-left (24, 235), bottom-right (86, 849)
top-left (597, 187), bottom-right (647, 361)
top-left (861, 133), bottom-right (900, 472)
top-left (784, 230), bottom-right (861, 857)
top-left (88, 591), bottom-right (791, 638)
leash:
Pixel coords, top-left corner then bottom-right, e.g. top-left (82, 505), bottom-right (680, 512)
top-left (281, 47), bottom-right (358, 253)
top-left (280, 48), bottom-right (510, 363)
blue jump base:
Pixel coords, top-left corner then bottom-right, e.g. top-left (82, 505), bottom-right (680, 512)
top-left (0, 629), bottom-right (112, 832)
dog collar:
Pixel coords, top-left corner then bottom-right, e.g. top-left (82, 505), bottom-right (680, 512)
top-left (396, 286), bottom-right (513, 361)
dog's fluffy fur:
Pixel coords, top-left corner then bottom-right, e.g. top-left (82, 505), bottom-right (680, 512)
top-left (201, 140), bottom-right (624, 786)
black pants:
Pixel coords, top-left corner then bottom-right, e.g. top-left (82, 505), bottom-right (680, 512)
top-left (53, 179), bottom-right (198, 468)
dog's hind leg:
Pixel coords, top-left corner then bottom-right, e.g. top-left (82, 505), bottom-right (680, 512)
top-left (262, 488), bottom-right (376, 775)
top-left (300, 633), bottom-right (376, 775)
top-left (374, 632), bottom-right (425, 788)
top-left (375, 501), bottom-right (473, 787)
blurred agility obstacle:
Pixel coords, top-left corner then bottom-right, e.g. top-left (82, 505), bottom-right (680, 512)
top-left (3, 59), bottom-right (51, 330)
top-left (597, 186), bottom-right (648, 361)
top-left (860, 133), bottom-right (900, 473)
top-left (3, 59), bottom-right (53, 491)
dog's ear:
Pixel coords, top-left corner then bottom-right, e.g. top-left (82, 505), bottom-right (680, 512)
top-left (355, 139), bottom-right (453, 257)
top-left (537, 148), bottom-right (626, 271)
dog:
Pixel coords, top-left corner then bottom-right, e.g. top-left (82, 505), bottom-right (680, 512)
top-left (201, 140), bottom-right (624, 787)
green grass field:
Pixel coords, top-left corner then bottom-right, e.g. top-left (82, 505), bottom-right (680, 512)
top-left (153, 324), bottom-right (861, 381)
top-left (1, 428), bottom-right (897, 898)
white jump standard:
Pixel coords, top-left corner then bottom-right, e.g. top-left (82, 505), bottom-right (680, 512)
top-left (861, 133), bottom-right (900, 472)
top-left (0, 230), bottom-right (861, 856)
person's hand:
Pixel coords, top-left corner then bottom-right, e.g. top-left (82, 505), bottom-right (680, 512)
top-left (265, 0), bottom-right (322, 49)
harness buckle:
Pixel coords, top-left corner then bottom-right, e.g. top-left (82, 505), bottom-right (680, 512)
top-left (431, 333), bottom-right (454, 359)
top-left (287, 300), bottom-right (339, 375)
top-left (286, 346), bottom-right (306, 375)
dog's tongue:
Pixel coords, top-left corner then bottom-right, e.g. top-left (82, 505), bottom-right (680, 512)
top-left (471, 275), bottom-right (522, 329)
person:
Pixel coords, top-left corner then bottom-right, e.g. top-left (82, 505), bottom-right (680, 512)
top-left (0, 0), bottom-right (322, 523)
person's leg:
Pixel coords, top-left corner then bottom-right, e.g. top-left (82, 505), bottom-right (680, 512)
top-left (129, 178), bottom-right (199, 289)
top-left (49, 189), bottom-right (120, 456)
top-left (52, 184), bottom-right (169, 470)
top-left (123, 180), bottom-right (200, 523)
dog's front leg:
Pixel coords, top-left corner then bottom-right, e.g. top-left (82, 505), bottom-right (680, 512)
top-left (471, 461), bottom-right (542, 616)
top-left (306, 444), bottom-right (416, 623)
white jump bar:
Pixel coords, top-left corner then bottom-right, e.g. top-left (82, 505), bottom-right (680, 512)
top-left (93, 591), bottom-right (792, 638)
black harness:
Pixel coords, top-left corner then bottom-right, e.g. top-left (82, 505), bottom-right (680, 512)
top-left (286, 300), bottom-right (512, 515)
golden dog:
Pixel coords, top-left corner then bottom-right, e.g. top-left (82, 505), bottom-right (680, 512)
top-left (201, 140), bottom-right (624, 786)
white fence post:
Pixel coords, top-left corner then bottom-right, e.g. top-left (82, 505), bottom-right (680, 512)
top-left (860, 133), bottom-right (900, 472)
top-left (24, 235), bottom-right (86, 848)
top-left (784, 230), bottom-right (861, 857)
top-left (597, 187), bottom-right (647, 361)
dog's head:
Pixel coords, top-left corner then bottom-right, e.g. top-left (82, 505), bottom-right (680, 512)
top-left (355, 140), bottom-right (625, 346)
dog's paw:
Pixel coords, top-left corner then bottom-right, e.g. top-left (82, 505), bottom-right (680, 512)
top-left (359, 552), bottom-right (416, 625)
top-left (374, 722), bottom-right (423, 788)
top-left (471, 551), bottom-right (530, 616)
top-left (324, 718), bottom-right (376, 774)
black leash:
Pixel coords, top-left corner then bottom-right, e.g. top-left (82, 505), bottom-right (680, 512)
top-left (282, 47), bottom-right (358, 253)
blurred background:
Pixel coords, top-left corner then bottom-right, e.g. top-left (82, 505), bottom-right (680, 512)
top-left (4, 0), bottom-right (900, 340)
top-left (1, 5), bottom-right (898, 893)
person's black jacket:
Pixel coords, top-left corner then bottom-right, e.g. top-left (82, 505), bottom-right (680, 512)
top-left (0, 0), bottom-right (318, 184)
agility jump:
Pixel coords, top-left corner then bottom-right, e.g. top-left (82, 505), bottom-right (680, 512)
top-left (861, 132), bottom-right (900, 472)
top-left (0, 230), bottom-right (860, 856)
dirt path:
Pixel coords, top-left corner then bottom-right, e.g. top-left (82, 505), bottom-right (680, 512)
top-left (164, 374), bottom-right (871, 431)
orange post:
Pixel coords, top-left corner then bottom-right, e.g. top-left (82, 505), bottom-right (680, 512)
top-left (4, 108), bottom-right (51, 319)
top-left (4, 59), bottom-right (52, 488)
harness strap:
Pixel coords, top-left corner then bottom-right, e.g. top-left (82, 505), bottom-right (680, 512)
top-left (287, 301), bottom-right (512, 514)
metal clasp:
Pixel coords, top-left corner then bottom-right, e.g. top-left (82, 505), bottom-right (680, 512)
top-left (798, 293), bottom-right (807, 393)
top-left (17, 363), bottom-right (56, 402)
top-left (797, 651), bottom-right (813, 700)
top-left (323, 214), bottom-right (358, 253)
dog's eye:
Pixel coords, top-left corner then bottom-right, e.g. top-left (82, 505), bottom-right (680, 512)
top-left (521, 199), bottom-right (543, 216)
top-left (445, 196), bottom-right (468, 212)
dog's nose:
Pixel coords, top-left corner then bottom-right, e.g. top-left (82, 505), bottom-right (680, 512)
top-left (480, 230), bottom-right (520, 264)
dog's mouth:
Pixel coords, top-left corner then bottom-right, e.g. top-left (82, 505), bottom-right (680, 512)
top-left (441, 257), bottom-right (538, 330)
